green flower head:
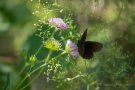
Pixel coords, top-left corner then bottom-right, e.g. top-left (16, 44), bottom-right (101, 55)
top-left (44, 38), bottom-right (61, 51)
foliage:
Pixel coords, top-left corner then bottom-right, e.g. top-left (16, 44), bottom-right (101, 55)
top-left (0, 0), bottom-right (135, 90)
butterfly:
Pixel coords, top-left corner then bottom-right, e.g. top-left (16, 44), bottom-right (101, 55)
top-left (77, 29), bottom-right (103, 59)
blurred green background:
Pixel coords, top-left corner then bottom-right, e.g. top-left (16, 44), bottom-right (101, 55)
top-left (0, 0), bottom-right (135, 90)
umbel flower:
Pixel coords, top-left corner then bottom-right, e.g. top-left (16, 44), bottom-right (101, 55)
top-left (66, 39), bottom-right (78, 59)
top-left (48, 18), bottom-right (68, 30)
top-left (44, 38), bottom-right (61, 51)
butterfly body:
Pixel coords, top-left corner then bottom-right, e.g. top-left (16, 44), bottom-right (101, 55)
top-left (77, 29), bottom-right (102, 59)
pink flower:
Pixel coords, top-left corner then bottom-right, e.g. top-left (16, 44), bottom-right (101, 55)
top-left (66, 39), bottom-right (78, 59)
top-left (48, 18), bottom-right (68, 30)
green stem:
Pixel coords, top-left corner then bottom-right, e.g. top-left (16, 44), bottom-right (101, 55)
top-left (16, 44), bottom-right (43, 89)
top-left (17, 42), bottom-right (43, 84)
top-left (16, 65), bottom-right (33, 90)
top-left (52, 51), bottom-right (66, 60)
top-left (30, 63), bottom-right (46, 75)
top-left (35, 44), bottom-right (43, 56)
top-left (87, 84), bottom-right (90, 90)
top-left (50, 30), bottom-right (56, 38)
top-left (27, 51), bottom-right (66, 76)
top-left (16, 76), bottom-right (27, 89)
top-left (18, 65), bottom-right (27, 76)
top-left (19, 67), bottom-right (44, 90)
top-left (16, 23), bottom-right (58, 90)
top-left (84, 60), bottom-right (88, 73)
top-left (17, 50), bottom-right (65, 90)
top-left (18, 50), bottom-right (53, 90)
top-left (44, 50), bottom-right (53, 62)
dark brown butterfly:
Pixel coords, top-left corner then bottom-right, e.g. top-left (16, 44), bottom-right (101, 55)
top-left (77, 29), bottom-right (103, 59)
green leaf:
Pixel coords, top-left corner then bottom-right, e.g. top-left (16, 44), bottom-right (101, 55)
top-left (3, 72), bottom-right (10, 90)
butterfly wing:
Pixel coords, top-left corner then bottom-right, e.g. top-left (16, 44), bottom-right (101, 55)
top-left (77, 29), bottom-right (88, 57)
top-left (85, 41), bottom-right (103, 52)
top-left (77, 29), bottom-right (103, 59)
top-left (82, 41), bottom-right (102, 59)
top-left (80, 29), bottom-right (87, 43)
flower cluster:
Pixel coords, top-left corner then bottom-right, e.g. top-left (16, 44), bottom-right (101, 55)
top-left (47, 18), bottom-right (78, 59)
top-left (48, 18), bottom-right (68, 30)
top-left (18, 3), bottom-right (81, 90)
